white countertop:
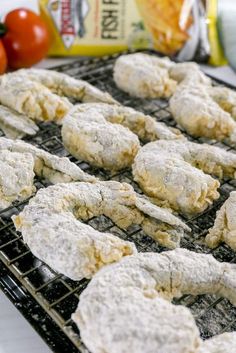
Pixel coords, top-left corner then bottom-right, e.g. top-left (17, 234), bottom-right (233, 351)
top-left (0, 293), bottom-right (51, 353)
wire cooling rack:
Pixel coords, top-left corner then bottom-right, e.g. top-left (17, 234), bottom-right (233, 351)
top-left (1, 51), bottom-right (236, 353)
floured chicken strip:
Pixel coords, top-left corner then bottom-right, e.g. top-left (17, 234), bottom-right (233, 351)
top-left (13, 181), bottom-right (190, 279)
top-left (0, 137), bottom-right (95, 209)
top-left (73, 248), bottom-right (236, 353)
top-left (77, 295), bottom-right (199, 353)
top-left (0, 137), bottom-right (95, 184)
top-left (17, 68), bottom-right (118, 104)
top-left (197, 332), bottom-right (236, 353)
top-left (170, 64), bottom-right (236, 145)
top-left (170, 81), bottom-right (236, 145)
top-left (62, 107), bottom-right (140, 171)
top-left (72, 102), bottom-right (183, 141)
top-left (170, 63), bottom-right (236, 116)
top-left (13, 183), bottom-right (137, 281)
top-left (206, 191), bottom-right (236, 250)
top-left (0, 72), bottom-right (72, 123)
top-left (0, 105), bottom-right (39, 139)
top-left (62, 103), bottom-right (183, 171)
top-left (209, 86), bottom-right (236, 119)
top-left (0, 151), bottom-right (35, 209)
top-left (133, 140), bottom-right (236, 216)
top-left (113, 53), bottom-right (177, 98)
top-left (169, 62), bottom-right (211, 86)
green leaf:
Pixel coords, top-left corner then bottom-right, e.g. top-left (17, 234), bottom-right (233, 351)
top-left (0, 23), bottom-right (7, 37)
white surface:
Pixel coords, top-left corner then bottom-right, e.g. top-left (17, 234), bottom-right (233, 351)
top-left (0, 292), bottom-right (51, 353)
top-left (0, 0), bottom-right (38, 19)
top-left (201, 64), bottom-right (236, 87)
top-left (34, 57), bottom-right (78, 69)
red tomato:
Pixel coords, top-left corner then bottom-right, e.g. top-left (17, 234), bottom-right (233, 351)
top-left (0, 40), bottom-right (7, 74)
top-left (2, 8), bottom-right (50, 69)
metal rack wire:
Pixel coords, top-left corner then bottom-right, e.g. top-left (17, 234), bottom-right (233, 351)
top-left (1, 51), bottom-right (236, 352)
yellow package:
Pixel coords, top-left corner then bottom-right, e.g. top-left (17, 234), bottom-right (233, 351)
top-left (39, 0), bottom-right (153, 56)
top-left (207, 0), bottom-right (227, 66)
top-left (39, 0), bottom-right (227, 66)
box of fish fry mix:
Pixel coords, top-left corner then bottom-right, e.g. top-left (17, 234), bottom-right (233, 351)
top-left (39, 0), bottom-right (228, 66)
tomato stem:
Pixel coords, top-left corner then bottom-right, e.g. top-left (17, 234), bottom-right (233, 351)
top-left (0, 23), bottom-right (7, 37)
